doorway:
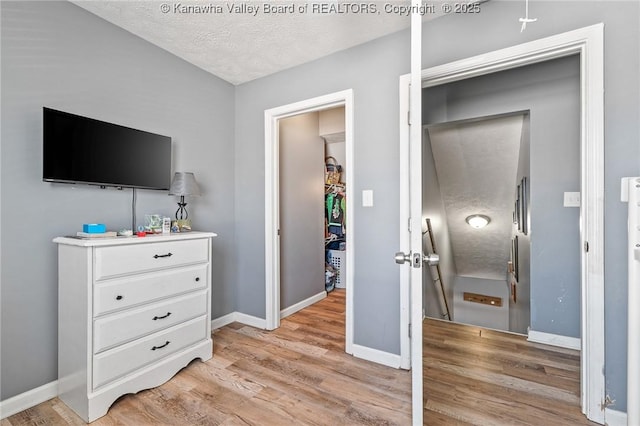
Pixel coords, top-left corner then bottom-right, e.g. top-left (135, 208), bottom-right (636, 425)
top-left (264, 90), bottom-right (355, 354)
top-left (422, 112), bottom-right (532, 334)
top-left (400, 24), bottom-right (605, 424)
top-left (278, 107), bottom-right (348, 318)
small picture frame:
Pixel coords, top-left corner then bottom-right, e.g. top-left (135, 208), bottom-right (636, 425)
top-left (162, 216), bottom-right (171, 234)
top-left (512, 236), bottom-right (519, 282)
top-left (515, 184), bottom-right (521, 231)
top-left (521, 176), bottom-right (528, 235)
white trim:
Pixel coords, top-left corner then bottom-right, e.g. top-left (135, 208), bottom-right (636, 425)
top-left (351, 344), bottom-right (402, 369)
top-left (264, 89), bottom-right (355, 355)
top-left (280, 291), bottom-right (326, 319)
top-left (210, 312), bottom-right (237, 330)
top-left (604, 408), bottom-right (627, 426)
top-left (234, 312), bottom-right (268, 329)
top-left (409, 5), bottom-right (424, 425)
top-left (527, 330), bottom-right (581, 351)
top-left (0, 381), bottom-right (58, 420)
top-left (577, 25), bottom-right (606, 424)
top-left (621, 177), bottom-right (640, 426)
top-left (210, 312), bottom-right (268, 330)
top-left (399, 73), bottom-right (411, 372)
top-left (400, 23), bottom-right (605, 424)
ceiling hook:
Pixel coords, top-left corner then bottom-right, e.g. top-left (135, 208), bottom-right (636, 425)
top-left (519, 0), bottom-right (537, 32)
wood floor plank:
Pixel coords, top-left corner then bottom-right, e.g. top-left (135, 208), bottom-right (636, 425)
top-left (423, 318), bottom-right (598, 425)
top-left (5, 291), bottom-right (597, 425)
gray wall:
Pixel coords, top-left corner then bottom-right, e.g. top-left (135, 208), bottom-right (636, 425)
top-left (1, 0), bottom-right (637, 414)
top-left (0, 1), bottom-right (236, 400)
top-left (279, 113), bottom-right (325, 309)
top-left (453, 276), bottom-right (509, 331)
top-left (421, 0), bottom-right (640, 411)
top-left (234, 29), bottom-right (410, 354)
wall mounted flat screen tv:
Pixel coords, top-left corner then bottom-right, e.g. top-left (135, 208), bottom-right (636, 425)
top-left (43, 107), bottom-right (171, 190)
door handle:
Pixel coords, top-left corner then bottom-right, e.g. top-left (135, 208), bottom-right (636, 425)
top-left (395, 252), bottom-right (411, 265)
top-left (395, 251), bottom-right (440, 267)
top-left (423, 253), bottom-right (439, 266)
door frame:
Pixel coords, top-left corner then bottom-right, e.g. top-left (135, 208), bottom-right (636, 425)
top-left (400, 24), bottom-right (605, 423)
top-left (264, 89), bottom-right (355, 354)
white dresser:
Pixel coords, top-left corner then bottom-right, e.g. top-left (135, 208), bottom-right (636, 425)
top-left (54, 231), bottom-right (216, 422)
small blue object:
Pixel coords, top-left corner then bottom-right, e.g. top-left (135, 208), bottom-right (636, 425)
top-left (83, 223), bottom-right (106, 233)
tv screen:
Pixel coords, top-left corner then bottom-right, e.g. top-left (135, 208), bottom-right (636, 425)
top-left (43, 107), bottom-right (171, 190)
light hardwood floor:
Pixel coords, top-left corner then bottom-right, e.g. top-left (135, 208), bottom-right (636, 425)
top-left (3, 290), bottom-right (597, 425)
top-left (423, 318), bottom-right (598, 425)
top-left (2, 290), bottom-right (411, 425)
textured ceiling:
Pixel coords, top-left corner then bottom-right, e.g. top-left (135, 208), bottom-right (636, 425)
top-left (427, 114), bottom-right (524, 281)
top-left (71, 1), bottom-right (439, 85)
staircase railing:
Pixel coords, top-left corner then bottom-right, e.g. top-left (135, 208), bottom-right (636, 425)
top-left (424, 218), bottom-right (452, 321)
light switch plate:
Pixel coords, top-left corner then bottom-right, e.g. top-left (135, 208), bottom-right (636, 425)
top-left (362, 190), bottom-right (373, 207)
top-left (563, 192), bottom-right (581, 207)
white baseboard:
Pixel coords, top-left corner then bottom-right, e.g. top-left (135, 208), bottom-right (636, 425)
top-left (352, 344), bottom-right (402, 369)
top-left (0, 380), bottom-right (58, 420)
top-left (527, 330), bottom-right (581, 350)
top-left (234, 312), bottom-right (267, 329)
top-left (212, 294), bottom-right (328, 331)
top-left (280, 291), bottom-right (326, 319)
top-left (210, 312), bottom-right (237, 330)
top-left (605, 408), bottom-right (627, 426)
top-left (211, 311), bottom-right (267, 330)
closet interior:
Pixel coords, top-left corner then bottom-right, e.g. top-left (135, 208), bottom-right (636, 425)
top-left (322, 107), bottom-right (347, 293)
top-left (278, 106), bottom-right (347, 319)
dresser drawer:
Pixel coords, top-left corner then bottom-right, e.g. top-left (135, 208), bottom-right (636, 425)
top-left (93, 264), bottom-right (207, 316)
top-left (93, 316), bottom-right (208, 389)
top-left (93, 291), bottom-right (208, 354)
top-left (95, 239), bottom-right (209, 280)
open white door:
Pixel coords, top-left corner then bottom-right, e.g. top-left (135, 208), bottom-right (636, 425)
top-left (395, 7), bottom-right (426, 425)
top-left (400, 24), bottom-right (604, 425)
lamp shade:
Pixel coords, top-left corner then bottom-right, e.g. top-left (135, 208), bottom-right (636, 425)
top-left (168, 172), bottom-right (201, 197)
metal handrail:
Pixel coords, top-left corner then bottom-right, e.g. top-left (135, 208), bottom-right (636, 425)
top-left (424, 218), bottom-right (452, 321)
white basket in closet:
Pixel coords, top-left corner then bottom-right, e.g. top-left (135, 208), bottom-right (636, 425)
top-left (328, 249), bottom-right (346, 289)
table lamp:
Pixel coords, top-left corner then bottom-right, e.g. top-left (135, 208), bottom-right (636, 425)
top-left (168, 172), bottom-right (201, 231)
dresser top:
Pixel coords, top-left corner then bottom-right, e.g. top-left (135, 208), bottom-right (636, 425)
top-left (53, 231), bottom-right (217, 247)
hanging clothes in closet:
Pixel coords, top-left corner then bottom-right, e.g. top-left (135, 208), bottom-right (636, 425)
top-left (325, 184), bottom-right (346, 248)
top-left (325, 183), bottom-right (346, 292)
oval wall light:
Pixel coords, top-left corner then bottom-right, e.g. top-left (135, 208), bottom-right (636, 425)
top-left (466, 214), bottom-right (491, 229)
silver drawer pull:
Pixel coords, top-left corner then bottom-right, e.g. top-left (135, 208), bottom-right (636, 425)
top-left (152, 312), bottom-right (172, 321)
top-left (153, 252), bottom-right (173, 259)
top-left (151, 341), bottom-right (170, 351)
